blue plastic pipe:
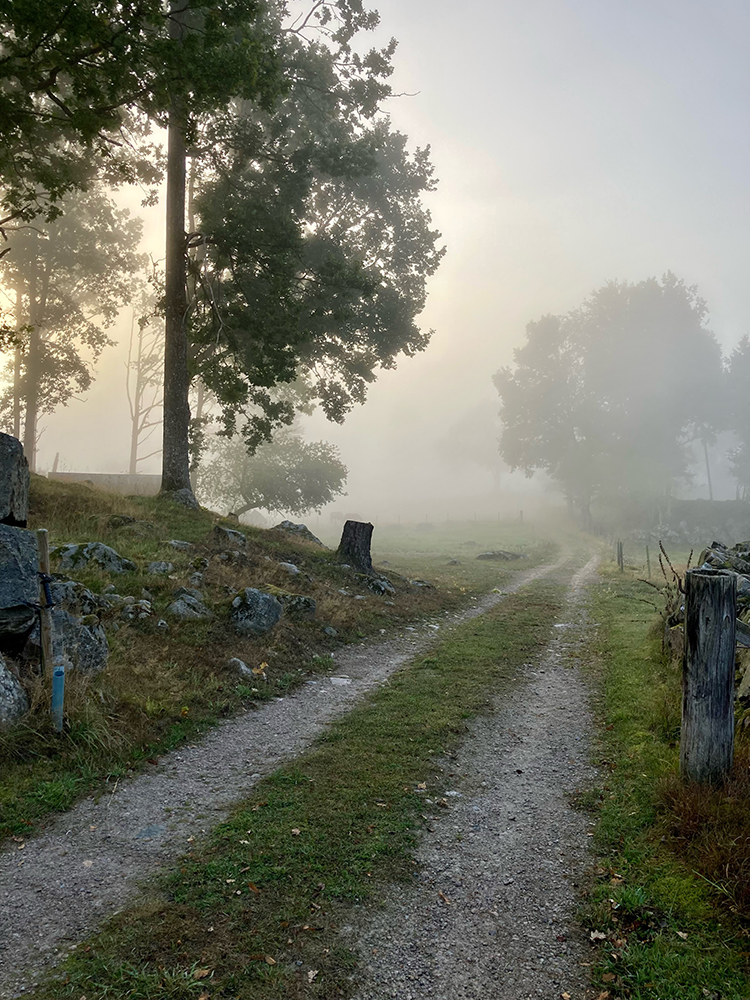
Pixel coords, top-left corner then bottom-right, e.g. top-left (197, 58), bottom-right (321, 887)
top-left (51, 664), bottom-right (65, 733)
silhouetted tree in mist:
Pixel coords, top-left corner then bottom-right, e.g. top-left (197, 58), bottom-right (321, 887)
top-left (494, 274), bottom-right (724, 523)
top-left (1, 187), bottom-right (144, 470)
top-left (196, 424), bottom-right (347, 517)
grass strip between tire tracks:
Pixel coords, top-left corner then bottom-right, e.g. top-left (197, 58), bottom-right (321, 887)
top-left (581, 568), bottom-right (750, 1000)
top-left (27, 578), bottom-right (567, 1000)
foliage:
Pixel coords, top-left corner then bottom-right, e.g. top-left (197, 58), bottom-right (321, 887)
top-left (188, 10), bottom-right (444, 451)
top-left (197, 425), bottom-right (347, 515)
top-left (494, 274), bottom-right (724, 518)
top-left (0, 186), bottom-right (145, 448)
top-left (0, 0), bottom-right (280, 231)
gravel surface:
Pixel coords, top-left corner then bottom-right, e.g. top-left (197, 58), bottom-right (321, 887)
top-left (0, 556), bottom-right (565, 998)
top-left (349, 555), bottom-right (600, 1000)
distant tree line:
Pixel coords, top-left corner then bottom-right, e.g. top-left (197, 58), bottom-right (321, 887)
top-left (495, 273), bottom-right (750, 525)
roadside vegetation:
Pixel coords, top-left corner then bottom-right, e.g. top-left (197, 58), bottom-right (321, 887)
top-left (0, 475), bottom-right (554, 844)
top-left (581, 558), bottom-right (750, 999)
top-left (25, 576), bottom-right (566, 1000)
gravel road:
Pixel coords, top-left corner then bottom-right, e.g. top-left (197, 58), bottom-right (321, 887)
top-left (349, 555), bottom-right (600, 1000)
top-left (0, 555), bottom-right (566, 998)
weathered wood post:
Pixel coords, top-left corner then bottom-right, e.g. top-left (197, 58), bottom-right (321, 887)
top-left (646, 544), bottom-right (651, 579)
top-left (681, 568), bottom-right (736, 784)
top-left (337, 520), bottom-right (374, 575)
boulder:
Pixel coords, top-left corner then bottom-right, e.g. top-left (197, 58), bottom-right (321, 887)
top-left (147, 560), bottom-right (174, 575)
top-left (367, 576), bottom-right (395, 596)
top-left (273, 520), bottom-right (325, 547)
top-left (0, 524), bottom-right (39, 638)
top-left (227, 656), bottom-right (254, 681)
top-left (282, 594), bottom-right (316, 619)
top-left (212, 525), bottom-right (247, 550)
top-left (278, 561), bottom-right (300, 576)
top-left (168, 539), bottom-right (194, 552)
top-left (0, 654), bottom-right (28, 726)
top-left (48, 579), bottom-right (101, 617)
top-left (0, 433), bottom-right (29, 527)
top-left (167, 594), bottom-right (211, 619)
top-left (120, 600), bottom-right (153, 622)
top-left (231, 588), bottom-right (282, 636)
top-left (476, 550), bottom-right (524, 561)
top-left (55, 542), bottom-right (136, 574)
top-left (172, 586), bottom-right (204, 603)
top-left (24, 607), bottom-right (108, 674)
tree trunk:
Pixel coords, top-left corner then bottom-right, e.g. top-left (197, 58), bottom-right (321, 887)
top-left (681, 569), bottom-right (736, 784)
top-left (128, 312), bottom-right (142, 476)
top-left (337, 520), bottom-right (374, 575)
top-left (22, 247), bottom-right (39, 471)
top-left (703, 438), bottom-right (714, 502)
top-left (160, 1), bottom-right (194, 501)
top-left (12, 283), bottom-right (22, 439)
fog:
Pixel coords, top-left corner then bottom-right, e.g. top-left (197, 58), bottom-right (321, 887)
top-left (18, 0), bottom-right (750, 521)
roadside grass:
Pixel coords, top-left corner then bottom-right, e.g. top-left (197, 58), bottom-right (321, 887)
top-left (580, 560), bottom-right (750, 999)
top-left (27, 578), bottom-right (567, 1000)
top-left (0, 477), bottom-right (554, 843)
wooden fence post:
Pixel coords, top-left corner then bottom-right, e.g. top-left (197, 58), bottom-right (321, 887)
top-left (681, 568), bottom-right (736, 784)
top-left (646, 544), bottom-right (651, 579)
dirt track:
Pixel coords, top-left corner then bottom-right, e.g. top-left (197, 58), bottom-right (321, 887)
top-left (0, 555), bottom-right (568, 998)
top-left (350, 555), bottom-right (599, 1000)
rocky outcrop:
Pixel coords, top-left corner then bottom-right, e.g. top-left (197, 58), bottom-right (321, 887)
top-left (147, 561), bottom-right (174, 575)
top-left (167, 587), bottom-right (211, 620)
top-left (476, 550), bottom-right (525, 561)
top-left (55, 542), bottom-right (136, 574)
top-left (24, 607), bottom-right (108, 674)
top-left (0, 524), bottom-right (39, 640)
top-left (0, 654), bottom-right (28, 726)
top-left (272, 520), bottom-right (325, 547)
top-left (212, 525), bottom-right (247, 551)
top-left (0, 434), bottom-right (29, 527)
top-left (231, 588), bottom-right (282, 636)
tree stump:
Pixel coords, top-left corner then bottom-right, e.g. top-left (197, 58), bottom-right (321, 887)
top-left (681, 568), bottom-right (736, 784)
top-left (337, 520), bottom-right (374, 575)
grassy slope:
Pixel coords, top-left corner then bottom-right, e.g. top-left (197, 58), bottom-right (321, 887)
top-left (581, 562), bottom-right (750, 999)
top-left (25, 577), bottom-right (567, 1000)
top-left (0, 476), bottom-right (554, 842)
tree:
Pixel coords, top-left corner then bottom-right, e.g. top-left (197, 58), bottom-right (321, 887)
top-left (0, 0), bottom-right (281, 498)
top-left (186, 7), bottom-right (444, 456)
top-left (725, 336), bottom-right (750, 498)
top-left (0, 186), bottom-right (144, 469)
top-left (196, 424), bottom-right (347, 516)
top-left (495, 274), bottom-right (724, 522)
top-left (125, 293), bottom-right (164, 476)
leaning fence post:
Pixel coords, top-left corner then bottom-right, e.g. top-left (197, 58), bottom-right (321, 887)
top-left (681, 569), bottom-right (736, 784)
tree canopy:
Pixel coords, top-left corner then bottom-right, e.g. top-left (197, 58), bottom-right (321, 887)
top-left (0, 0), bottom-right (279, 230)
top-left (187, 12), bottom-right (444, 452)
top-left (494, 274), bottom-right (724, 519)
top-left (1, 185), bottom-right (144, 467)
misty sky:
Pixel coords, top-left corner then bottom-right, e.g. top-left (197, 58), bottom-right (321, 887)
top-left (36, 0), bottom-right (750, 517)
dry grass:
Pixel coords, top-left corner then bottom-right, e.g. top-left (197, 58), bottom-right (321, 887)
top-left (2, 477), bottom-right (546, 842)
top-left (657, 738), bottom-right (750, 918)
